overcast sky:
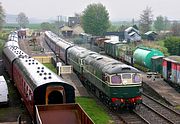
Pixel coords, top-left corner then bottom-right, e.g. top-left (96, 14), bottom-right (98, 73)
top-left (1, 0), bottom-right (180, 21)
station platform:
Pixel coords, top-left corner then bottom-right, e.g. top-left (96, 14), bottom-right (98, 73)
top-left (142, 73), bottom-right (180, 106)
top-left (61, 73), bottom-right (90, 97)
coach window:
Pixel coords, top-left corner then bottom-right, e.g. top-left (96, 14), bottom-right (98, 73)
top-left (23, 81), bottom-right (26, 92)
top-left (29, 90), bottom-right (32, 101)
top-left (26, 86), bottom-right (28, 97)
top-left (21, 78), bottom-right (24, 88)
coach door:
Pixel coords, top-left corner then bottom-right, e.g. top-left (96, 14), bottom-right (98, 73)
top-left (45, 86), bottom-right (65, 105)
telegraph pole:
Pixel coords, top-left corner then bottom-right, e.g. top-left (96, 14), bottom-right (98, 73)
top-left (57, 15), bottom-right (60, 36)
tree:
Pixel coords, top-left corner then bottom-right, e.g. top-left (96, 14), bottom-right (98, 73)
top-left (139, 6), bottom-right (153, 33)
top-left (154, 16), bottom-right (171, 32)
top-left (41, 22), bottom-right (53, 31)
top-left (0, 2), bottom-right (5, 30)
top-left (171, 21), bottom-right (180, 36)
top-left (164, 16), bottom-right (171, 30)
top-left (119, 25), bottom-right (128, 32)
top-left (81, 3), bottom-right (110, 36)
top-left (16, 12), bottom-right (29, 28)
top-left (154, 15), bottom-right (164, 32)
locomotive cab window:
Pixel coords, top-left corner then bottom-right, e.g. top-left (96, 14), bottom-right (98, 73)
top-left (111, 75), bottom-right (122, 85)
top-left (132, 74), bottom-right (141, 83)
top-left (103, 74), bottom-right (110, 84)
top-left (122, 74), bottom-right (131, 79)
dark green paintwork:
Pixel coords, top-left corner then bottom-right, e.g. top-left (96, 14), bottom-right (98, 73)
top-left (83, 66), bottom-right (141, 99)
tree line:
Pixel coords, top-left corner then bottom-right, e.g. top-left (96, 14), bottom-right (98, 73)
top-left (0, 2), bottom-right (180, 55)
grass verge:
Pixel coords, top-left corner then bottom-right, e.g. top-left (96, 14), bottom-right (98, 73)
top-left (43, 63), bottom-right (56, 73)
top-left (76, 96), bottom-right (114, 124)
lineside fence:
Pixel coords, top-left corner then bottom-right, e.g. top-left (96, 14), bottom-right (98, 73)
top-left (33, 56), bottom-right (72, 75)
top-left (32, 56), bottom-right (52, 63)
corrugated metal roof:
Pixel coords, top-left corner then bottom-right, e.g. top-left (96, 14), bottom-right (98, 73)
top-left (164, 56), bottom-right (180, 64)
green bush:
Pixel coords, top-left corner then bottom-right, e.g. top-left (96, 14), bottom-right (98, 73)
top-left (163, 37), bottom-right (180, 55)
top-left (73, 37), bottom-right (84, 44)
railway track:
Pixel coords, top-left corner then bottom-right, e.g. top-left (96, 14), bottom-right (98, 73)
top-left (88, 88), bottom-right (151, 124)
top-left (116, 110), bottom-right (150, 124)
top-left (134, 93), bottom-right (180, 124)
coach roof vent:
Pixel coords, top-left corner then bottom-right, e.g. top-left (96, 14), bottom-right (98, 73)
top-left (122, 67), bottom-right (131, 70)
top-left (96, 57), bottom-right (103, 60)
top-left (112, 66), bottom-right (115, 68)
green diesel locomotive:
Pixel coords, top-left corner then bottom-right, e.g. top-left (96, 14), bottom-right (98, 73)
top-left (45, 31), bottom-right (142, 109)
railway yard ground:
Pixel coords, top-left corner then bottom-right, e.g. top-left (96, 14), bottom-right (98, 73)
top-left (142, 74), bottom-right (180, 107)
top-left (1, 34), bottom-right (180, 124)
top-left (0, 72), bottom-right (31, 124)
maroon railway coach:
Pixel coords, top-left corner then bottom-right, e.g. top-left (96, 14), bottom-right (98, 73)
top-left (2, 45), bottom-right (75, 120)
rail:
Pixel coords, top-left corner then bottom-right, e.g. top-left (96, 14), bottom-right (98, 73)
top-left (142, 92), bottom-right (180, 123)
top-left (142, 102), bottom-right (175, 124)
top-left (117, 111), bottom-right (150, 124)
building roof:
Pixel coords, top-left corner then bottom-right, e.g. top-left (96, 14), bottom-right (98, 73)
top-left (72, 24), bottom-right (84, 35)
top-left (145, 31), bottom-right (157, 35)
top-left (60, 26), bottom-right (73, 32)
